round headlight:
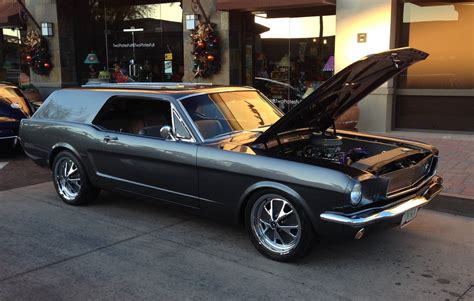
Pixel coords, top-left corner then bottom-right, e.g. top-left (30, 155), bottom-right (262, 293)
top-left (350, 183), bottom-right (362, 206)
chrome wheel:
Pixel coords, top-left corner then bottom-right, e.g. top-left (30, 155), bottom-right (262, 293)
top-left (54, 157), bottom-right (81, 201)
top-left (250, 195), bottom-right (301, 255)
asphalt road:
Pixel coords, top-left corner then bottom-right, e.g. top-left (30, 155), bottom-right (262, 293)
top-left (0, 182), bottom-right (473, 301)
top-left (0, 151), bottom-right (51, 191)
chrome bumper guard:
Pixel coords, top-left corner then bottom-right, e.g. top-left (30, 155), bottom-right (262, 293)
top-left (320, 176), bottom-right (443, 227)
top-left (0, 135), bottom-right (18, 140)
top-left (0, 136), bottom-right (19, 149)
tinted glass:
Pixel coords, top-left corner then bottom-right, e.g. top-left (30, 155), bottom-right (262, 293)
top-left (397, 2), bottom-right (474, 89)
top-left (93, 97), bottom-right (171, 136)
top-left (181, 91), bottom-right (282, 139)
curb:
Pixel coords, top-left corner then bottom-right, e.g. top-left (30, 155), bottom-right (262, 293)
top-left (426, 193), bottom-right (474, 218)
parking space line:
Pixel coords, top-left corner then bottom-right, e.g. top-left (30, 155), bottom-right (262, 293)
top-left (0, 162), bottom-right (9, 170)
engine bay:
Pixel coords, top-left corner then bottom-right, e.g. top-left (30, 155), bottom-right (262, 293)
top-left (274, 132), bottom-right (401, 166)
top-left (299, 133), bottom-right (373, 165)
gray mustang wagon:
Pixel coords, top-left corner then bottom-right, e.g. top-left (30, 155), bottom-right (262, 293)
top-left (20, 48), bottom-right (443, 261)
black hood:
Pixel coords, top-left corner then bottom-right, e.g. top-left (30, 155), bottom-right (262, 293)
top-left (254, 48), bottom-right (428, 146)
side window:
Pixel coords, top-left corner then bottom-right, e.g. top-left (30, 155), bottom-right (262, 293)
top-left (92, 97), bottom-right (172, 138)
top-left (172, 110), bottom-right (192, 140)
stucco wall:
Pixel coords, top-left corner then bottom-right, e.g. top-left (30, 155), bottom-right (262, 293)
top-left (335, 0), bottom-right (396, 132)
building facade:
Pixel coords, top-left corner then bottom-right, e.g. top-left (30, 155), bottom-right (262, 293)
top-left (0, 0), bottom-right (472, 133)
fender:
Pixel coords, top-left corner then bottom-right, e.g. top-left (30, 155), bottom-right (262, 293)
top-left (49, 142), bottom-right (81, 167)
top-left (236, 181), bottom-right (319, 230)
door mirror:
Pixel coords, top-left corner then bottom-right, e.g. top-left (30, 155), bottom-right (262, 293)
top-left (160, 125), bottom-right (176, 140)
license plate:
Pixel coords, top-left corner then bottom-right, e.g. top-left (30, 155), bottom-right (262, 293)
top-left (401, 207), bottom-right (418, 227)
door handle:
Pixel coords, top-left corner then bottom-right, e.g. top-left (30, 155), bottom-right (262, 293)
top-left (104, 135), bottom-right (118, 142)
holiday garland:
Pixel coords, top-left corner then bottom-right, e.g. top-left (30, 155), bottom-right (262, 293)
top-left (23, 31), bottom-right (53, 76)
top-left (190, 22), bottom-right (220, 78)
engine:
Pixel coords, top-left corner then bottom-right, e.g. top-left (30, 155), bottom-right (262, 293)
top-left (302, 133), bottom-right (342, 160)
top-left (300, 133), bottom-right (368, 164)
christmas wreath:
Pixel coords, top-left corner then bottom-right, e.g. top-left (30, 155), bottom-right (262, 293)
top-left (190, 22), bottom-right (220, 78)
top-left (23, 31), bottom-right (53, 76)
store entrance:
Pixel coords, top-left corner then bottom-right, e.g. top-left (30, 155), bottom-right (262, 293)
top-left (75, 1), bottom-right (184, 84)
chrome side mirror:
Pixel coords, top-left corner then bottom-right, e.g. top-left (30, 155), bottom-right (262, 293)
top-left (160, 125), bottom-right (176, 140)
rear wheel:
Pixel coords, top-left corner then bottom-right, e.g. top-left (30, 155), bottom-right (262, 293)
top-left (52, 151), bottom-right (99, 205)
top-left (245, 190), bottom-right (314, 261)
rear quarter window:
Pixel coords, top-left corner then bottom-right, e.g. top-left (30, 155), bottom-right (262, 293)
top-left (34, 90), bottom-right (107, 123)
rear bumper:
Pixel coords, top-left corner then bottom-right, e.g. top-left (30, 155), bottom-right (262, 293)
top-left (0, 135), bottom-right (19, 148)
top-left (320, 176), bottom-right (443, 227)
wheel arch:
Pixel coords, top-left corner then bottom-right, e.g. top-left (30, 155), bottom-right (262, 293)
top-left (236, 181), bottom-right (319, 231)
top-left (48, 143), bottom-right (81, 169)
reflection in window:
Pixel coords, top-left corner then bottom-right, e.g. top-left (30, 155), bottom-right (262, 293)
top-left (181, 91), bottom-right (282, 139)
top-left (398, 2), bottom-right (474, 89)
top-left (77, 1), bottom-right (183, 84)
top-left (251, 14), bottom-right (336, 113)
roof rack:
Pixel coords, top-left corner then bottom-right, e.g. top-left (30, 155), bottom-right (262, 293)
top-left (81, 82), bottom-right (214, 90)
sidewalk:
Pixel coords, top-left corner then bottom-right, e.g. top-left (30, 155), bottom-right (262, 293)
top-left (382, 131), bottom-right (474, 199)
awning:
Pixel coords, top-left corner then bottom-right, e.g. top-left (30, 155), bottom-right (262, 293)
top-left (216, 0), bottom-right (335, 12)
top-left (101, 0), bottom-right (180, 7)
top-left (0, 0), bottom-right (22, 24)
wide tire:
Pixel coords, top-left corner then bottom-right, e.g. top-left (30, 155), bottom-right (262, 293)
top-left (52, 150), bottom-right (99, 205)
top-left (245, 189), bottom-right (314, 261)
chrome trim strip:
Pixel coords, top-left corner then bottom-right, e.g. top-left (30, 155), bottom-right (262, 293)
top-left (176, 92), bottom-right (207, 102)
top-left (96, 172), bottom-right (217, 204)
top-left (0, 135), bottom-right (18, 140)
top-left (171, 105), bottom-right (196, 143)
top-left (82, 82), bottom-right (214, 89)
top-left (175, 94), bottom-right (206, 143)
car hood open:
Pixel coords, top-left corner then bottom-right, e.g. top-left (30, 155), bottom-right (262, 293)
top-left (254, 47), bottom-right (428, 146)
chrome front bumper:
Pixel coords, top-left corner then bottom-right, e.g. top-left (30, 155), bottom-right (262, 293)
top-left (320, 176), bottom-right (443, 227)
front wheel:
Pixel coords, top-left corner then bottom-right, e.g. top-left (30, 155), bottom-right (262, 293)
top-left (245, 190), bottom-right (314, 261)
top-left (52, 151), bottom-right (99, 205)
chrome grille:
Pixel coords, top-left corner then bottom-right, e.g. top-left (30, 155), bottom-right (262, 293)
top-left (384, 155), bottom-right (435, 195)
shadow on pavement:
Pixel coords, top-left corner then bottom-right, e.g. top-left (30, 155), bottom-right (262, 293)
top-left (0, 149), bottom-right (51, 191)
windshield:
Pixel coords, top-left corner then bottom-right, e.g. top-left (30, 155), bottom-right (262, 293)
top-left (180, 91), bottom-right (282, 140)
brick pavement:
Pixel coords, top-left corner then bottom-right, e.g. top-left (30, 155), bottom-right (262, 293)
top-left (379, 131), bottom-right (474, 199)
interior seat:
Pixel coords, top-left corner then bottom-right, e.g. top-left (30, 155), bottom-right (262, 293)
top-left (99, 118), bottom-right (144, 134)
top-left (195, 120), bottom-right (224, 139)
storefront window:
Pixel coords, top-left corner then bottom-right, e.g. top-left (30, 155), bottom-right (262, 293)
top-left (395, 1), bottom-right (474, 132)
top-left (0, 28), bottom-right (27, 84)
top-left (75, 1), bottom-right (183, 84)
top-left (249, 14), bottom-right (336, 113)
top-left (398, 2), bottom-right (474, 89)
